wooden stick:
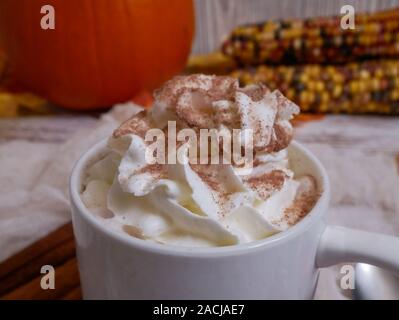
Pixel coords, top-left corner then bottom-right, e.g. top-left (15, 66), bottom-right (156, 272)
top-left (0, 223), bottom-right (73, 279)
top-left (0, 238), bottom-right (76, 296)
top-left (61, 287), bottom-right (82, 300)
top-left (1, 258), bottom-right (80, 300)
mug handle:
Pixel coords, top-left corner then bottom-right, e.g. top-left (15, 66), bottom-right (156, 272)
top-left (316, 226), bottom-right (399, 276)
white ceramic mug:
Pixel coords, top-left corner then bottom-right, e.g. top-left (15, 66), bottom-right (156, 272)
top-left (70, 140), bottom-right (399, 299)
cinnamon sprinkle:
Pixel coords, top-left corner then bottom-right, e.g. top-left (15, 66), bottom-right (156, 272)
top-left (237, 83), bottom-right (270, 101)
top-left (274, 175), bottom-right (319, 227)
top-left (113, 111), bottom-right (154, 138)
top-left (190, 164), bottom-right (222, 192)
top-left (281, 192), bottom-right (319, 226)
top-left (135, 164), bottom-right (167, 179)
top-left (244, 170), bottom-right (287, 200)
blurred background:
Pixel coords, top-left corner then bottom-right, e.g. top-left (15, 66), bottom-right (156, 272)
top-left (194, 0), bottom-right (399, 54)
top-left (0, 0), bottom-right (398, 300)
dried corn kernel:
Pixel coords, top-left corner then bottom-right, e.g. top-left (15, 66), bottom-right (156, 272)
top-left (231, 59), bottom-right (399, 114)
top-left (222, 7), bottom-right (399, 65)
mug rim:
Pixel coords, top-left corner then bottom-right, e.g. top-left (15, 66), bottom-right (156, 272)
top-left (70, 139), bottom-right (330, 258)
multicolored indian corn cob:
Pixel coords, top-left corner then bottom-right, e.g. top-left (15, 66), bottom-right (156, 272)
top-left (222, 7), bottom-right (399, 65)
top-left (230, 59), bottom-right (399, 114)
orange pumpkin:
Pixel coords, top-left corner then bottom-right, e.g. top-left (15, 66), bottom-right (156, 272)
top-left (0, 0), bottom-right (194, 109)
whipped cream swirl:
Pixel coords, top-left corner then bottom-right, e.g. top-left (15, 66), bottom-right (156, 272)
top-left (82, 75), bottom-right (318, 247)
